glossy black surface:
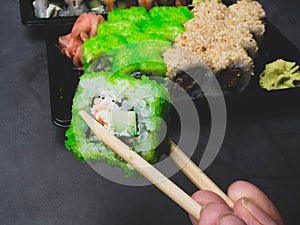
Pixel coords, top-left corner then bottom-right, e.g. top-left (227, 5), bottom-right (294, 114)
top-left (2, 1), bottom-right (300, 225)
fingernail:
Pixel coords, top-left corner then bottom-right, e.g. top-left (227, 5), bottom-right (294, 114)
top-left (217, 213), bottom-right (246, 225)
top-left (242, 198), bottom-right (276, 225)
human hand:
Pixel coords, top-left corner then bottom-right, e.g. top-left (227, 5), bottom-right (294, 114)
top-left (190, 180), bottom-right (284, 225)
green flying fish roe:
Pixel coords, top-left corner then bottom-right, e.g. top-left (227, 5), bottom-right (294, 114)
top-left (125, 40), bottom-right (172, 56)
top-left (82, 34), bottom-right (127, 69)
top-left (149, 6), bottom-right (194, 24)
top-left (107, 7), bottom-right (150, 24)
top-left (109, 42), bottom-right (169, 77)
top-left (97, 20), bottom-right (141, 38)
top-left (65, 72), bottom-right (171, 175)
top-left (140, 20), bottom-right (185, 41)
top-left (125, 32), bottom-right (169, 43)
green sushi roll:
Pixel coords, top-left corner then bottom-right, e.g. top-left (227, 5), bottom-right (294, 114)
top-left (149, 6), bottom-right (194, 25)
top-left (140, 20), bottom-right (185, 41)
top-left (82, 33), bottom-right (127, 69)
top-left (103, 41), bottom-right (171, 77)
top-left (107, 7), bottom-right (150, 24)
top-left (65, 72), bottom-right (171, 175)
top-left (125, 32), bottom-right (169, 43)
top-left (86, 40), bottom-right (171, 77)
top-left (96, 20), bottom-right (141, 38)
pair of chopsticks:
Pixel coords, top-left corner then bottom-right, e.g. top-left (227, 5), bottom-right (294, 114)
top-left (79, 110), bottom-right (233, 221)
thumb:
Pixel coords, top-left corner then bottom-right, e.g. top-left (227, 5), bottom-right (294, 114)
top-left (233, 198), bottom-right (280, 225)
top-left (228, 181), bottom-right (284, 225)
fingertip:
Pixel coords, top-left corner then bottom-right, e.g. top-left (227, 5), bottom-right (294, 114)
top-left (190, 190), bottom-right (231, 225)
top-left (232, 197), bottom-right (257, 223)
top-left (227, 180), bottom-right (253, 201)
top-left (233, 197), bottom-right (281, 225)
top-left (228, 181), bottom-right (284, 225)
top-left (217, 213), bottom-right (246, 225)
top-left (199, 203), bottom-right (232, 225)
top-left (192, 190), bottom-right (228, 206)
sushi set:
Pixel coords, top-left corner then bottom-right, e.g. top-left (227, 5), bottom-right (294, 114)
top-left (28, 3), bottom-right (299, 127)
top-left (20, 1), bottom-right (300, 164)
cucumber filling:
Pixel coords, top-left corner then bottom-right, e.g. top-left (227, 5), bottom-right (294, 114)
top-left (91, 96), bottom-right (137, 137)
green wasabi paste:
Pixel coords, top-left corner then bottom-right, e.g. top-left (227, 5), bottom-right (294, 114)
top-left (259, 59), bottom-right (300, 91)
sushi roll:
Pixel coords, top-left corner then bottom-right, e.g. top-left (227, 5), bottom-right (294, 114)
top-left (106, 6), bottom-right (150, 23)
top-left (107, 41), bottom-right (171, 77)
top-left (85, 40), bottom-right (172, 77)
top-left (148, 6), bottom-right (194, 25)
top-left (163, 0), bottom-right (266, 95)
top-left (65, 72), bottom-right (171, 175)
top-left (227, 0), bottom-right (266, 41)
top-left (82, 33), bottom-right (127, 69)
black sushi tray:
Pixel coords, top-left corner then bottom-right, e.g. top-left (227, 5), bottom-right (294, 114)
top-left (43, 18), bottom-right (300, 127)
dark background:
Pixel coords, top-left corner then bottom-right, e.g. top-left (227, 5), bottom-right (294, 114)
top-left (1, 0), bottom-right (300, 224)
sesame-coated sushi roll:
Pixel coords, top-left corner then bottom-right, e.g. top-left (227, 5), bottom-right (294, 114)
top-left (227, 0), bottom-right (266, 41)
top-left (65, 72), bottom-right (171, 175)
top-left (163, 0), bottom-right (265, 94)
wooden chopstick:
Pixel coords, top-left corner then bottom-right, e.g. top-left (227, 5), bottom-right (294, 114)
top-left (79, 110), bottom-right (202, 220)
top-left (169, 142), bottom-right (234, 208)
